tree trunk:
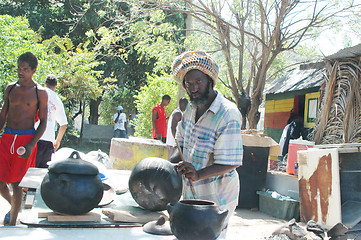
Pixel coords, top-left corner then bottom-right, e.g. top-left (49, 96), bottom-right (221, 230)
top-left (248, 100), bottom-right (260, 129)
top-left (248, 69), bottom-right (267, 129)
top-left (176, 1), bottom-right (191, 102)
top-left (89, 97), bottom-right (102, 125)
top-left (80, 100), bottom-right (86, 141)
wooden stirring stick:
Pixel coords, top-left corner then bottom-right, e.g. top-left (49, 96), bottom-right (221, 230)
top-left (175, 139), bottom-right (197, 199)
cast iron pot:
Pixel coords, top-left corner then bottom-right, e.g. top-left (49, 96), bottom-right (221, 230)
top-left (167, 199), bottom-right (228, 240)
top-left (40, 151), bottom-right (104, 215)
top-left (128, 157), bottom-right (183, 211)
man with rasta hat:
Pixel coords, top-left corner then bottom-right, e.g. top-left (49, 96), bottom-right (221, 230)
top-left (169, 50), bottom-right (243, 238)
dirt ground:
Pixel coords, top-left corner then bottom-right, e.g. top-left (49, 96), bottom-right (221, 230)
top-left (2, 188), bottom-right (361, 239)
top-left (0, 188), bottom-right (288, 240)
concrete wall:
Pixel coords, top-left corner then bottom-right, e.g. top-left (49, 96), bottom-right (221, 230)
top-left (109, 137), bottom-right (168, 170)
top-left (82, 124), bottom-right (113, 142)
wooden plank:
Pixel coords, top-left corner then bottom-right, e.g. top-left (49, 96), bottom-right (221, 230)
top-left (264, 112), bottom-right (290, 129)
top-left (47, 212), bottom-right (101, 222)
top-left (265, 98), bottom-right (294, 113)
top-left (265, 100), bottom-right (275, 112)
top-left (269, 144), bottom-right (280, 157)
top-left (314, 143), bottom-right (361, 148)
top-left (19, 168), bottom-right (48, 189)
top-left (314, 143), bottom-right (361, 153)
top-left (24, 194), bottom-right (35, 209)
top-left (298, 148), bottom-right (341, 227)
top-left (38, 211), bottom-right (52, 218)
top-left (242, 134), bottom-right (279, 148)
top-left (102, 209), bottom-right (165, 223)
top-left (264, 119), bottom-right (274, 128)
top-left (304, 92), bottom-right (320, 128)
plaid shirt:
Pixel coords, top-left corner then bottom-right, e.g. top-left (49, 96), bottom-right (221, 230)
top-left (176, 91), bottom-right (243, 214)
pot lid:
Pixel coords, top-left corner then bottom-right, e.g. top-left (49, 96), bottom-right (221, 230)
top-left (49, 151), bottom-right (99, 175)
top-left (143, 216), bottom-right (172, 235)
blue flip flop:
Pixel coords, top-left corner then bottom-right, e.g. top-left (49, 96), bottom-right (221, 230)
top-left (4, 212), bottom-right (10, 225)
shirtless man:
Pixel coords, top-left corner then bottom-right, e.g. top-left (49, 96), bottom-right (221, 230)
top-left (0, 52), bottom-right (48, 225)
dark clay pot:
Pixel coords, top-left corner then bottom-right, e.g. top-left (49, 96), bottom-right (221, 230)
top-left (40, 151), bottom-right (104, 215)
top-left (128, 157), bottom-right (183, 211)
top-left (167, 200), bottom-right (228, 240)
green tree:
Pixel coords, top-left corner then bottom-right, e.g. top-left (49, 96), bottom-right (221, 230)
top-left (122, 0), bottom-right (360, 129)
top-left (81, 5), bottom-right (185, 133)
top-left (133, 73), bottom-right (178, 138)
top-left (0, 14), bottom-right (114, 131)
top-left (0, 0), bottom-right (158, 125)
top-left (40, 35), bottom-right (111, 112)
top-left (0, 14), bottom-right (46, 100)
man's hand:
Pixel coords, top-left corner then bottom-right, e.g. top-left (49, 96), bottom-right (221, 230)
top-left (53, 141), bottom-right (60, 152)
top-left (176, 161), bottom-right (199, 181)
top-left (177, 162), bottom-right (240, 182)
top-left (20, 143), bottom-right (34, 159)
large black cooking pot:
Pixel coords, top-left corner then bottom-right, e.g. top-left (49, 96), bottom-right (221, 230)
top-left (167, 200), bottom-right (228, 240)
top-left (40, 151), bottom-right (104, 215)
top-left (128, 157), bottom-right (183, 211)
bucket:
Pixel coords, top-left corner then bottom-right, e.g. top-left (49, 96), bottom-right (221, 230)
top-left (286, 140), bottom-right (314, 175)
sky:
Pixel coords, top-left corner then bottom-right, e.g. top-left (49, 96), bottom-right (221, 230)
top-left (313, 0), bottom-right (361, 56)
top-left (314, 29), bottom-right (359, 56)
top-left (220, 0), bottom-right (360, 57)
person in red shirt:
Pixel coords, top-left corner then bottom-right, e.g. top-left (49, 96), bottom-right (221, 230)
top-left (152, 95), bottom-right (171, 143)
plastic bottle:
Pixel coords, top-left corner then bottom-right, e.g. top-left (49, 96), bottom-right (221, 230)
top-left (17, 146), bottom-right (26, 156)
top-left (294, 160), bottom-right (298, 176)
top-left (271, 191), bottom-right (281, 199)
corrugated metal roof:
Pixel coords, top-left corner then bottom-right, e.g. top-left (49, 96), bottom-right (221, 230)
top-left (326, 43), bottom-right (361, 60)
top-left (264, 67), bottom-right (324, 95)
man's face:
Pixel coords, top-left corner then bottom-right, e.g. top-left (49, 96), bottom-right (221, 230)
top-left (17, 61), bottom-right (36, 81)
top-left (164, 99), bottom-right (170, 106)
top-left (179, 101), bottom-right (188, 112)
top-left (184, 70), bottom-right (211, 107)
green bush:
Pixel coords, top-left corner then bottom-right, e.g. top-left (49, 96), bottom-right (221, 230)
top-left (133, 73), bottom-right (178, 138)
top-left (0, 15), bottom-right (45, 100)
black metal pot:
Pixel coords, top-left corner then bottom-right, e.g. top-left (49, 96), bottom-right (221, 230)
top-left (167, 200), bottom-right (228, 240)
top-left (40, 151), bottom-right (104, 215)
top-left (128, 157), bottom-right (183, 211)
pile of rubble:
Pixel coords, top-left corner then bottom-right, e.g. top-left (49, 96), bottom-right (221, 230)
top-left (268, 219), bottom-right (348, 240)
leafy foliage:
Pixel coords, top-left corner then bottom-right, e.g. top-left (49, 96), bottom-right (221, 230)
top-left (131, 0), bottom-right (360, 128)
top-left (0, 0), bottom-right (160, 125)
top-left (41, 35), bottom-right (107, 104)
top-left (133, 73), bottom-right (178, 138)
top-left (86, 5), bottom-right (185, 129)
top-left (0, 14), bottom-right (45, 100)
top-left (129, 10), bottom-right (183, 73)
top-left (0, 14), bottom-right (112, 125)
top-left (0, 0), bottom-right (72, 41)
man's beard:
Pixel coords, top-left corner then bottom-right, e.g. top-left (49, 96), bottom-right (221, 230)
top-left (188, 81), bottom-right (211, 108)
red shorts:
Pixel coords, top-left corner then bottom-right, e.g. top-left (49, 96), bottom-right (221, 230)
top-left (0, 128), bottom-right (37, 183)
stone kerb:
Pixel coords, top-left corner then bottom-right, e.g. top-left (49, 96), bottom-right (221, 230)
top-left (109, 137), bottom-right (168, 170)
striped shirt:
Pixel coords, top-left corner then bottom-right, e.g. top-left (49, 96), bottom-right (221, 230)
top-left (176, 91), bottom-right (243, 217)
